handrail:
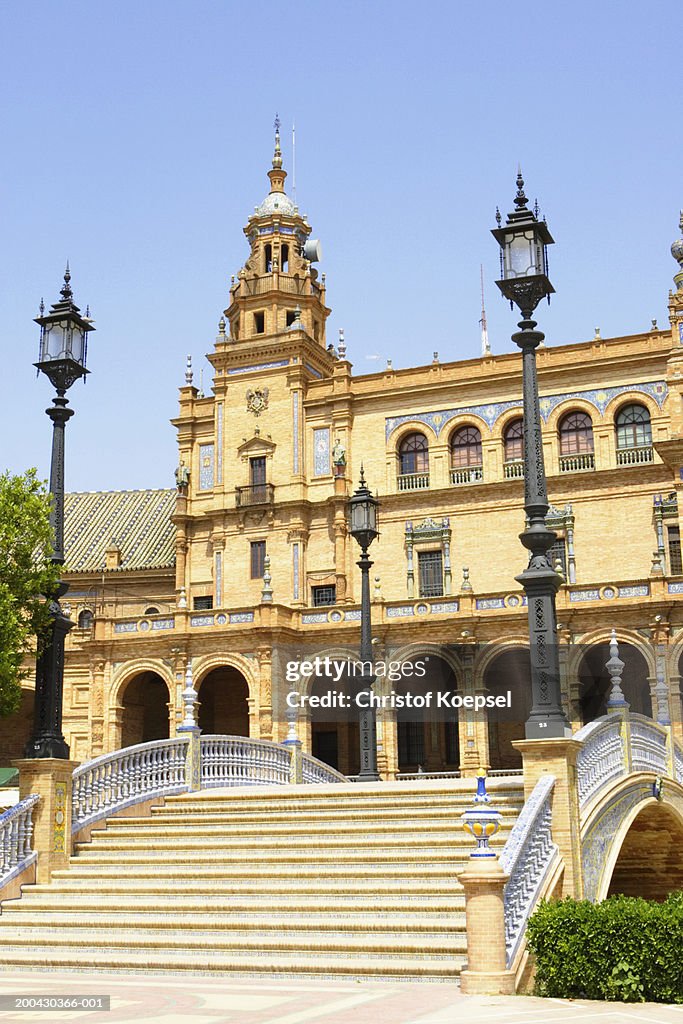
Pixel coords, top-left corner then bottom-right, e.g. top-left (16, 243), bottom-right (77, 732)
top-left (629, 714), bottom-right (669, 774)
top-left (575, 717), bottom-right (625, 807)
top-left (72, 737), bottom-right (190, 832)
top-left (300, 752), bottom-right (346, 784)
top-left (500, 775), bottom-right (558, 967)
top-left (0, 794), bottom-right (40, 887)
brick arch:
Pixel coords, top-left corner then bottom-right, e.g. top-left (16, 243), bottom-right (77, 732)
top-left (387, 420), bottom-right (438, 446)
top-left (491, 408), bottom-right (524, 441)
top-left (566, 630), bottom-right (655, 680)
top-left (603, 390), bottom-right (660, 425)
top-left (582, 774), bottom-right (683, 901)
top-left (473, 636), bottom-right (530, 689)
top-left (570, 634), bottom-right (654, 724)
top-left (445, 415), bottom-right (492, 442)
top-left (192, 652), bottom-right (259, 702)
top-left (110, 659), bottom-right (175, 709)
top-left (546, 398), bottom-right (599, 434)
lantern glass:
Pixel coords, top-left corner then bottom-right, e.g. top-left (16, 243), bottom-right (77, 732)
top-left (44, 323), bottom-right (66, 360)
top-left (505, 230), bottom-right (540, 279)
top-left (70, 325), bottom-right (86, 365)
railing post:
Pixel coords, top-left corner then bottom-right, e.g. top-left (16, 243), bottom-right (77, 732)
top-left (179, 727), bottom-right (201, 792)
top-left (458, 774), bottom-right (515, 995)
top-left (12, 758), bottom-right (79, 883)
top-left (513, 739), bottom-right (583, 898)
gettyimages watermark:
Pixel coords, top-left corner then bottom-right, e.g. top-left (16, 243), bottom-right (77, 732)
top-left (270, 640), bottom-right (674, 724)
top-left (284, 656), bottom-right (512, 712)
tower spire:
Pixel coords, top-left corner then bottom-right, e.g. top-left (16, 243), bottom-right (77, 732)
top-left (267, 114), bottom-right (287, 194)
top-left (480, 264), bottom-right (491, 356)
top-left (671, 209), bottom-right (683, 292)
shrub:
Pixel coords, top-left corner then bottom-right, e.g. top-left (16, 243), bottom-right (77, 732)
top-left (526, 892), bottom-right (683, 1003)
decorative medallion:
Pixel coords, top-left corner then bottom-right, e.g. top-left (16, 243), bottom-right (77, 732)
top-left (246, 387), bottom-right (269, 416)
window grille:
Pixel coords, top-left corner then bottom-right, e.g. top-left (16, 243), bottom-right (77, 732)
top-left (312, 585), bottom-right (336, 607)
top-left (250, 541), bottom-right (266, 579)
top-left (418, 550), bottom-right (444, 598)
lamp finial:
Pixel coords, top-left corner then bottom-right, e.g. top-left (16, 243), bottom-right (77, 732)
top-left (514, 167), bottom-right (529, 212)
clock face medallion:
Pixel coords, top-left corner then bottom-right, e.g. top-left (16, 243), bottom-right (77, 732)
top-left (246, 387), bottom-right (269, 416)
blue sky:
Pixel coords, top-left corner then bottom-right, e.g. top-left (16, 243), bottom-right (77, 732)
top-left (1, 0), bottom-right (680, 491)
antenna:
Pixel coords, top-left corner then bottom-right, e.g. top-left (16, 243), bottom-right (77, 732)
top-left (480, 264), bottom-right (491, 356)
top-left (292, 122), bottom-right (296, 203)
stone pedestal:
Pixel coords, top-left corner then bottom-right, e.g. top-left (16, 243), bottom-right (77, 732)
top-left (458, 855), bottom-right (515, 994)
top-left (513, 737), bottom-right (582, 897)
top-left (12, 759), bottom-right (79, 883)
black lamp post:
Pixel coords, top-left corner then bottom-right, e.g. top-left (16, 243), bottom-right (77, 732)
top-left (348, 467), bottom-right (380, 781)
top-left (492, 172), bottom-right (571, 740)
top-left (25, 265), bottom-right (95, 759)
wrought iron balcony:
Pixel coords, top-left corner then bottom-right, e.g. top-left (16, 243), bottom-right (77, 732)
top-left (235, 484), bottom-right (275, 507)
top-left (397, 472), bottom-right (430, 491)
top-left (559, 452), bottom-right (595, 473)
top-left (450, 466), bottom-right (483, 485)
top-left (616, 446), bottom-right (654, 466)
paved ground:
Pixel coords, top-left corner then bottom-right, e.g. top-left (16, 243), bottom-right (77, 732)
top-left (0, 972), bottom-right (681, 1024)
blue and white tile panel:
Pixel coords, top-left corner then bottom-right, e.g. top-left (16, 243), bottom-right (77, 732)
top-left (385, 380), bottom-right (668, 441)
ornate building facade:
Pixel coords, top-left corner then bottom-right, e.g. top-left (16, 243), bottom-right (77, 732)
top-left (5, 135), bottom-right (683, 778)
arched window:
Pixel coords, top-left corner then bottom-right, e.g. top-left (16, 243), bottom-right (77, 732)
top-left (450, 426), bottom-right (483, 484)
top-left (397, 432), bottom-right (429, 490)
top-left (616, 404), bottom-right (652, 449)
top-left (144, 606), bottom-right (160, 616)
top-left (264, 244), bottom-right (272, 273)
top-left (78, 609), bottom-right (94, 629)
top-left (504, 419), bottom-right (523, 462)
top-left (398, 433), bottom-right (429, 475)
top-left (450, 426), bottom-right (482, 467)
top-left (559, 411), bottom-right (594, 455)
top-left (281, 244), bottom-right (289, 272)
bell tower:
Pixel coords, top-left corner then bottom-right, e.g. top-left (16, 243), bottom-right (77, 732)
top-left (224, 118), bottom-right (330, 347)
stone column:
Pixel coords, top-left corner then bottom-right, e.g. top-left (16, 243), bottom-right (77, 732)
top-left (258, 648), bottom-right (273, 740)
top-left (13, 759), bottom-right (80, 883)
top-left (89, 658), bottom-right (106, 757)
top-left (458, 857), bottom-right (515, 995)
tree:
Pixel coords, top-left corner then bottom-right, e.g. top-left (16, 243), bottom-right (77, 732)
top-left (0, 469), bottom-right (60, 716)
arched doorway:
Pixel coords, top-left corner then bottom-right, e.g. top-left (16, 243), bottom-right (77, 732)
top-left (607, 802), bottom-right (683, 901)
top-left (310, 665), bottom-right (359, 776)
top-left (121, 672), bottom-right (170, 747)
top-left (198, 666), bottom-right (250, 736)
top-left (484, 647), bottom-right (532, 770)
top-left (395, 654), bottom-right (459, 773)
top-left (578, 642), bottom-right (651, 724)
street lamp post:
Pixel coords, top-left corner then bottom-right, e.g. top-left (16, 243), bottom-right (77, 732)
top-left (492, 173), bottom-right (571, 740)
top-left (348, 468), bottom-right (380, 781)
top-left (25, 266), bottom-right (94, 759)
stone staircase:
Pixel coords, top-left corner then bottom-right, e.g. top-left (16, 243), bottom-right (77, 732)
top-left (0, 778), bottom-right (523, 979)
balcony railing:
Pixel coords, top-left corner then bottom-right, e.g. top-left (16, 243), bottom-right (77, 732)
top-left (235, 484), bottom-right (275, 507)
top-left (559, 452), bottom-right (595, 473)
top-left (450, 466), bottom-right (483, 485)
top-left (617, 446), bottom-right (654, 466)
top-left (397, 473), bottom-right (430, 491)
top-left (503, 461), bottom-right (524, 479)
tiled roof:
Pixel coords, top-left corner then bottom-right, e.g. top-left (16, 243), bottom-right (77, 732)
top-left (64, 490), bottom-right (176, 573)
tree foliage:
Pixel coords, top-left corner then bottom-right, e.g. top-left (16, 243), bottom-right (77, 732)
top-left (0, 469), bottom-right (60, 716)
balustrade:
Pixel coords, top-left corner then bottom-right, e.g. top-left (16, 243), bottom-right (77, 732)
top-left (559, 452), bottom-right (595, 473)
top-left (616, 446), bottom-right (654, 465)
top-left (575, 718), bottom-right (625, 807)
top-left (500, 775), bottom-right (557, 966)
top-left (629, 715), bottom-right (669, 774)
top-left (450, 466), bottom-right (483, 485)
top-left (200, 736), bottom-right (292, 788)
top-left (503, 461), bottom-right (524, 479)
top-left (0, 794), bottom-right (39, 886)
top-left (397, 472), bottom-right (430, 491)
top-left (300, 753), bottom-right (346, 784)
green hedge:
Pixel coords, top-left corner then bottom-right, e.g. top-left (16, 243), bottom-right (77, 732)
top-left (526, 893), bottom-right (683, 1003)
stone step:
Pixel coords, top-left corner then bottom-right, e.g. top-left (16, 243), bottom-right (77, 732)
top-left (0, 947), bottom-right (463, 979)
top-left (127, 809), bottom-right (519, 829)
top-left (0, 910), bottom-right (466, 929)
top-left (0, 926), bottom-right (467, 954)
top-left (30, 877), bottom-right (465, 895)
top-left (98, 819), bottom-right (514, 839)
top-left (51, 862), bottom-right (465, 879)
top-left (10, 893), bottom-right (465, 912)
top-left (71, 846), bottom-right (493, 864)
